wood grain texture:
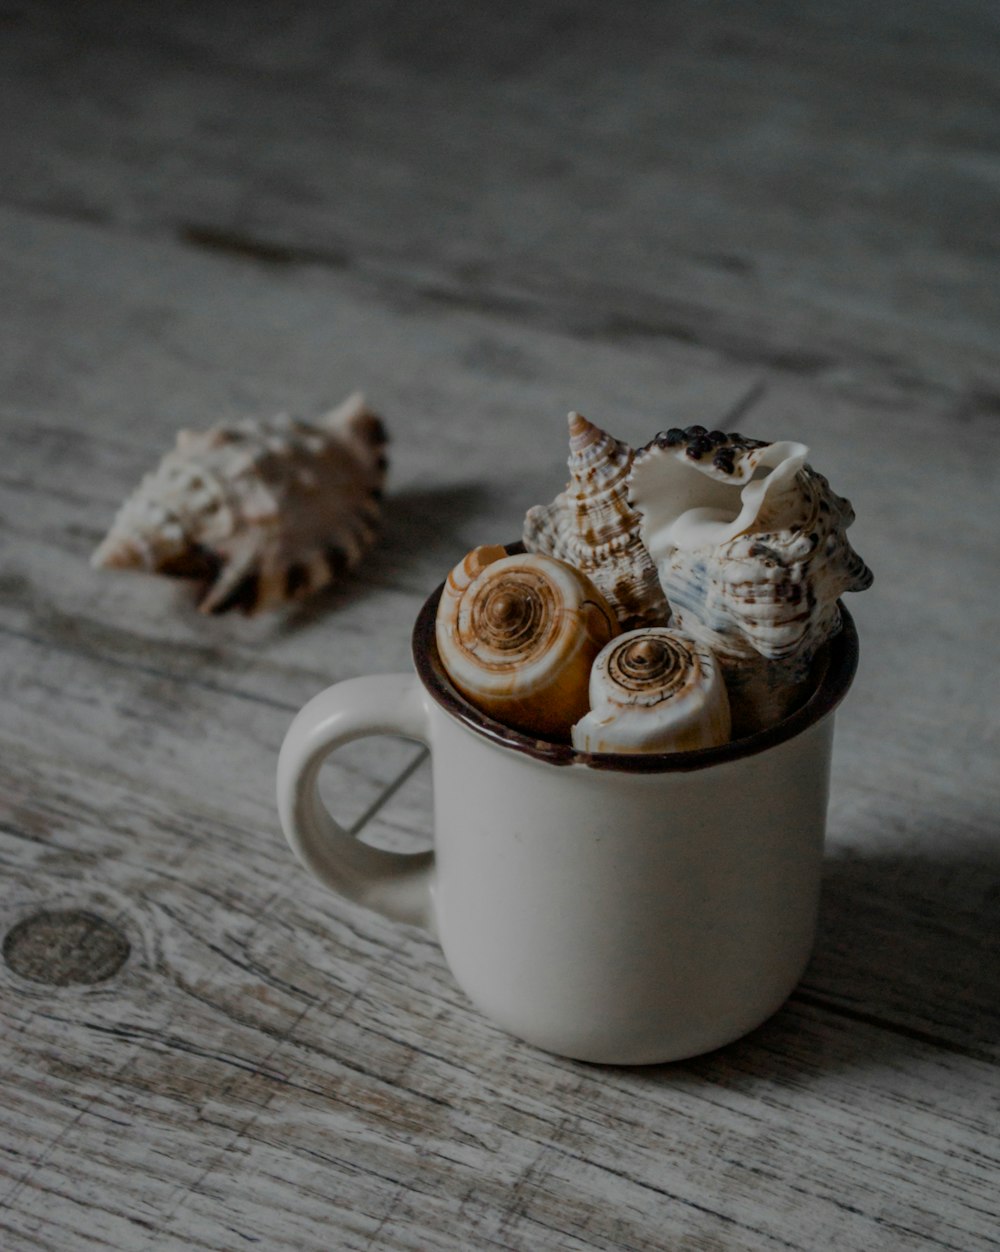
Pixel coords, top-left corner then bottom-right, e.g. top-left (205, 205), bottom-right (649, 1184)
top-left (3, 0), bottom-right (999, 410)
top-left (2, 2), bottom-right (999, 1248)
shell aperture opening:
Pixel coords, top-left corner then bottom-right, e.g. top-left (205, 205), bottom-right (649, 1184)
top-left (630, 437), bottom-right (810, 554)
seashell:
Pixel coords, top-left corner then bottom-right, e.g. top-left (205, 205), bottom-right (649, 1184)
top-left (523, 411), bottom-right (669, 630)
top-left (91, 392), bottom-right (388, 614)
top-left (572, 628), bottom-right (731, 754)
top-left (629, 425), bottom-right (873, 735)
top-left (435, 547), bottom-right (619, 740)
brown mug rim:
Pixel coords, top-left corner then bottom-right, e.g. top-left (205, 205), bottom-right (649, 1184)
top-left (412, 546), bottom-right (859, 772)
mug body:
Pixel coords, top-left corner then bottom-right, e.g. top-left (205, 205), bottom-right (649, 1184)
top-left (426, 697), bottom-right (833, 1064)
top-left (278, 568), bottom-right (857, 1066)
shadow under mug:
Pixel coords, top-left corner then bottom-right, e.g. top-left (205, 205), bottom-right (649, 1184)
top-left (277, 573), bottom-right (859, 1065)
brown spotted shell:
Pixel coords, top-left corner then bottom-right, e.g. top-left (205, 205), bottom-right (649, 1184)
top-left (435, 547), bottom-right (619, 740)
top-left (629, 425), bottom-right (873, 736)
top-left (630, 427), bottom-right (872, 662)
top-left (522, 412), bottom-right (669, 629)
top-left (91, 393), bottom-right (387, 614)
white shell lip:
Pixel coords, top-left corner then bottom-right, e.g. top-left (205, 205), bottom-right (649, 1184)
top-left (414, 545), bottom-right (859, 773)
top-left (630, 439), bottom-right (810, 552)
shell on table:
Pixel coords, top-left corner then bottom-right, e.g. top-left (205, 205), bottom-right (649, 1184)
top-left (435, 546), bottom-right (620, 741)
top-left (629, 424), bottom-right (873, 735)
top-left (572, 627), bottom-right (731, 754)
top-left (91, 392), bottom-right (388, 614)
top-left (522, 412), bottom-right (669, 630)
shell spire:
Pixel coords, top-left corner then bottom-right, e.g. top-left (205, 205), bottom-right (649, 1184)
top-left (92, 392), bottom-right (388, 614)
top-left (522, 412), bottom-right (669, 630)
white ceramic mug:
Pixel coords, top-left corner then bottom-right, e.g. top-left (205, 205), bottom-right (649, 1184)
top-left (277, 577), bottom-right (858, 1065)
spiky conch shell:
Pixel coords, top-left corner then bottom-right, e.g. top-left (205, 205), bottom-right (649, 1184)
top-left (434, 546), bottom-right (619, 741)
top-left (522, 412), bottom-right (669, 630)
top-left (629, 427), bottom-right (872, 736)
top-left (91, 392), bottom-right (387, 614)
top-left (572, 628), bottom-right (731, 754)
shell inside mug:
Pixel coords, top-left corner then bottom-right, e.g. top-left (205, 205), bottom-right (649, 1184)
top-left (413, 545), bottom-right (859, 774)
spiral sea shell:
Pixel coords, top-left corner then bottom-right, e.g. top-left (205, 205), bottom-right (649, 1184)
top-left (629, 425), bottom-right (873, 735)
top-left (92, 392), bottom-right (387, 614)
top-left (523, 412), bottom-right (669, 629)
top-left (572, 628), bottom-right (731, 754)
top-left (435, 547), bottom-right (619, 740)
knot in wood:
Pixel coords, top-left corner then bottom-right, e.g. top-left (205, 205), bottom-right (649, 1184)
top-left (3, 910), bottom-right (130, 986)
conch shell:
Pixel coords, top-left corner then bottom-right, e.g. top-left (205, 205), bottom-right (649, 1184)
top-left (572, 628), bottom-right (731, 754)
top-left (523, 412), bottom-right (669, 629)
top-left (630, 425), bottom-right (872, 735)
top-left (92, 392), bottom-right (387, 614)
top-left (435, 546), bottom-right (619, 740)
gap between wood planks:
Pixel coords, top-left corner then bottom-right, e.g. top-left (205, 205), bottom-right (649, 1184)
top-left (345, 748), bottom-right (430, 840)
top-left (1, 193), bottom-right (985, 416)
top-left (791, 993), bottom-right (997, 1068)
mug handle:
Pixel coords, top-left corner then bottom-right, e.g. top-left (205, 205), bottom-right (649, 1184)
top-left (276, 673), bottom-right (434, 931)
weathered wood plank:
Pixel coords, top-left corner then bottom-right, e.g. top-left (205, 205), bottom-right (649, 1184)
top-left (3, 749), bottom-right (999, 1252)
top-left (0, 62), bottom-right (998, 1247)
top-left (2, 0), bottom-right (999, 408)
top-left (0, 200), bottom-right (755, 699)
top-left (1, 207), bottom-right (998, 1040)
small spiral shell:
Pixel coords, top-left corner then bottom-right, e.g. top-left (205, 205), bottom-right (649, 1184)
top-left (571, 628), bottom-right (731, 754)
top-left (435, 548), bottom-right (619, 740)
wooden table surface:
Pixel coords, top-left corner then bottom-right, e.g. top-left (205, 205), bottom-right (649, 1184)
top-left (2, 3), bottom-right (998, 1249)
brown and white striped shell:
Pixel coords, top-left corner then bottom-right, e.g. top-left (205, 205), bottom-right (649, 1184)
top-left (435, 546), bottom-right (619, 740)
top-left (91, 393), bottom-right (387, 614)
top-left (522, 412), bottom-right (669, 630)
top-left (629, 425), bottom-right (873, 734)
top-left (572, 628), bottom-right (731, 754)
